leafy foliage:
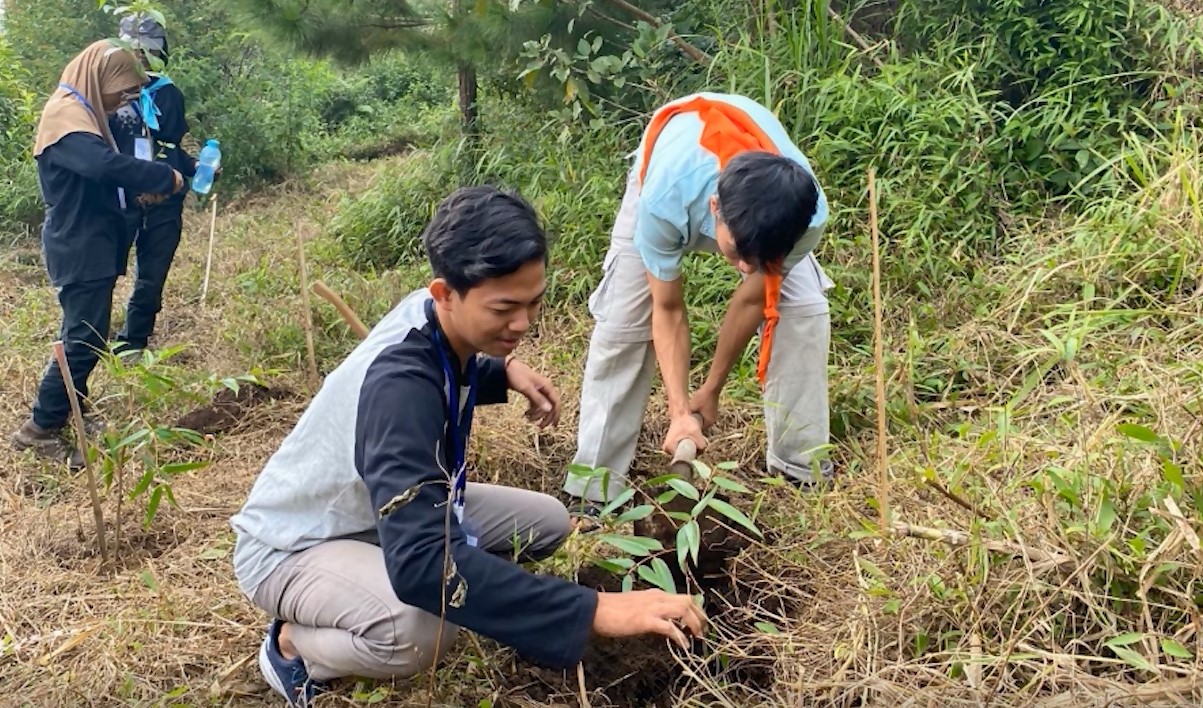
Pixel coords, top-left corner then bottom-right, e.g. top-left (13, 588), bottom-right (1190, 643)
top-left (0, 37), bottom-right (42, 233)
top-left (327, 146), bottom-right (459, 272)
top-left (0, 0), bottom-right (453, 235)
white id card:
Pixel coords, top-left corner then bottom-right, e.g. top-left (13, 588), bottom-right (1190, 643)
top-left (134, 137), bottom-right (153, 162)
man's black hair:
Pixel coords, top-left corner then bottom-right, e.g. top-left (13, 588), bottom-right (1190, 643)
top-left (716, 151), bottom-right (819, 270)
top-left (423, 186), bottom-right (548, 292)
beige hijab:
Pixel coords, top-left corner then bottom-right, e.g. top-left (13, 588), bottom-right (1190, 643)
top-left (33, 40), bottom-right (145, 157)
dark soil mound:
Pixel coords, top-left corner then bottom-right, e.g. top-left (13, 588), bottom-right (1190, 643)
top-left (175, 384), bottom-right (290, 436)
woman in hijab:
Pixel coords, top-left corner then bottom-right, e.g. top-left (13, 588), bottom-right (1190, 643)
top-left (12, 39), bottom-right (184, 464)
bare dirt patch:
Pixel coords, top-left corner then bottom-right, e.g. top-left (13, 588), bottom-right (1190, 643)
top-left (175, 383), bottom-right (295, 436)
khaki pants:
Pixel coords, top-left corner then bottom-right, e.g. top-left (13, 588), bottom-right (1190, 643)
top-left (250, 483), bottom-right (571, 682)
top-left (564, 170), bottom-right (834, 503)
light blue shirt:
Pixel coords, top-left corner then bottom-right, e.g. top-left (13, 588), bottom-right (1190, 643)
top-left (632, 92), bottom-right (828, 282)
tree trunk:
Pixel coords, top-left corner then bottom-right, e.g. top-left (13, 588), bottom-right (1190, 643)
top-left (457, 61), bottom-right (478, 136)
top-left (452, 0), bottom-right (478, 138)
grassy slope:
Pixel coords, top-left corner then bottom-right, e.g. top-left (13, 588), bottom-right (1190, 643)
top-left (2, 140), bottom-right (1203, 707)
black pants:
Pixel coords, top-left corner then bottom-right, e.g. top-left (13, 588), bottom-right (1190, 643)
top-left (31, 276), bottom-right (117, 430)
top-left (116, 202), bottom-right (184, 350)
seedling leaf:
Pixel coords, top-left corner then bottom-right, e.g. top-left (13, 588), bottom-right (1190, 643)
top-left (707, 499), bottom-right (762, 537)
top-left (667, 478), bottom-right (700, 501)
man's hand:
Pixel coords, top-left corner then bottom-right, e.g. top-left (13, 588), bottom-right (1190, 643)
top-left (171, 169), bottom-right (184, 193)
top-left (504, 357), bottom-right (560, 429)
top-left (592, 589), bottom-right (707, 649)
top-left (663, 412), bottom-right (707, 455)
top-left (689, 385), bottom-right (720, 431)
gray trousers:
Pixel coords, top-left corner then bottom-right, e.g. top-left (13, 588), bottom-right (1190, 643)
top-left (564, 169), bottom-right (834, 503)
top-left (251, 483), bottom-right (571, 682)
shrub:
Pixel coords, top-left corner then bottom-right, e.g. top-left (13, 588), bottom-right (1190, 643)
top-left (327, 146), bottom-right (461, 272)
top-left (0, 37), bottom-right (43, 233)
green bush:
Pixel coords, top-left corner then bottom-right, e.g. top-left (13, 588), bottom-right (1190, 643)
top-left (0, 0), bottom-right (454, 204)
top-left (0, 37), bottom-right (43, 233)
top-left (169, 47), bottom-right (333, 186)
top-left (327, 146), bottom-right (461, 272)
top-left (1, 0), bottom-right (111, 92)
top-left (362, 51), bottom-right (452, 109)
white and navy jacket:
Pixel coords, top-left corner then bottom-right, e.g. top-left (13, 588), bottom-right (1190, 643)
top-left (230, 288), bottom-right (597, 668)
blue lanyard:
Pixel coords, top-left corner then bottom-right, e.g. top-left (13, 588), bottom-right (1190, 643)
top-left (59, 82), bottom-right (124, 207)
top-left (431, 319), bottom-right (477, 521)
top-left (58, 83), bottom-right (98, 119)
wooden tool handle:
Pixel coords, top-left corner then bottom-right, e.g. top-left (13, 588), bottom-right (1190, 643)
top-left (670, 413), bottom-right (706, 465)
top-left (312, 280), bottom-right (369, 340)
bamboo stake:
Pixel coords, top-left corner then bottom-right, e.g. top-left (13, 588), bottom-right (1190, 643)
top-left (889, 522), bottom-right (1075, 570)
top-left (200, 195), bottom-right (218, 304)
top-left (869, 167), bottom-right (889, 532)
top-left (312, 280), bottom-right (369, 339)
top-left (53, 341), bottom-right (109, 567)
top-left (577, 663), bottom-right (593, 708)
top-left (296, 228), bottom-right (319, 390)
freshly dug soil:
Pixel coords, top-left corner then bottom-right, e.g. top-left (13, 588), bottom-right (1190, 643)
top-left (502, 555), bottom-right (790, 708)
top-left (175, 383), bottom-right (290, 436)
top-left (502, 566), bottom-right (688, 707)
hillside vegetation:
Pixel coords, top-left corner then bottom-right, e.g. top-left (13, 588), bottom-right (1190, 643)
top-left (2, 0), bottom-right (1203, 705)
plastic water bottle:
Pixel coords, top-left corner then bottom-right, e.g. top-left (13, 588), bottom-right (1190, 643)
top-left (191, 139), bottom-right (221, 197)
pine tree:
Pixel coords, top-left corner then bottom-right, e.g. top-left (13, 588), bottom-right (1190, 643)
top-left (223, 0), bottom-right (707, 135)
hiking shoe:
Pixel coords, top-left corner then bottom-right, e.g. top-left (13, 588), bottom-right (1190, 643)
top-left (258, 620), bottom-right (326, 707)
top-left (68, 445), bottom-right (90, 471)
top-left (11, 420), bottom-right (70, 461)
top-left (781, 460), bottom-right (836, 490)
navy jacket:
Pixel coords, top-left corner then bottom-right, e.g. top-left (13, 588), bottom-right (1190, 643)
top-left (36, 132), bottom-right (176, 287)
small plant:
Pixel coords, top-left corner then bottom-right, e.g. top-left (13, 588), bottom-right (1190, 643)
top-left (204, 366), bottom-right (276, 398)
top-left (82, 345), bottom-right (280, 548)
top-left (568, 458), bottom-right (763, 594)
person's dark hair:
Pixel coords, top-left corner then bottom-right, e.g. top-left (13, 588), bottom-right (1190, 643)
top-left (423, 186), bottom-right (548, 292)
top-left (716, 151), bottom-right (819, 270)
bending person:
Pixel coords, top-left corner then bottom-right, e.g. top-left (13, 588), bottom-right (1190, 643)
top-left (564, 91), bottom-right (835, 518)
top-left (109, 14), bottom-right (203, 355)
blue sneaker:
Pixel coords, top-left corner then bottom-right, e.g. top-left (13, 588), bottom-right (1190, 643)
top-left (258, 620), bottom-right (326, 706)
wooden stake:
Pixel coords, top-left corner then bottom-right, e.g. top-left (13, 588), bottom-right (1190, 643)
top-left (869, 168), bottom-right (889, 532)
top-left (200, 195), bottom-right (218, 304)
top-left (53, 341), bottom-right (109, 567)
top-left (296, 228), bottom-right (319, 391)
top-left (312, 280), bottom-right (369, 339)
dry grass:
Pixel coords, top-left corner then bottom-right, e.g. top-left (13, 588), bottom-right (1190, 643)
top-left (3, 150), bottom-right (1203, 708)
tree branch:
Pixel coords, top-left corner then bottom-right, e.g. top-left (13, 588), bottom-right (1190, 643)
top-left (890, 522), bottom-right (1076, 572)
top-left (587, 5), bottom-right (637, 33)
top-left (602, 0), bottom-right (711, 64)
top-left (363, 18), bottom-right (434, 30)
top-left (826, 5), bottom-right (885, 69)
